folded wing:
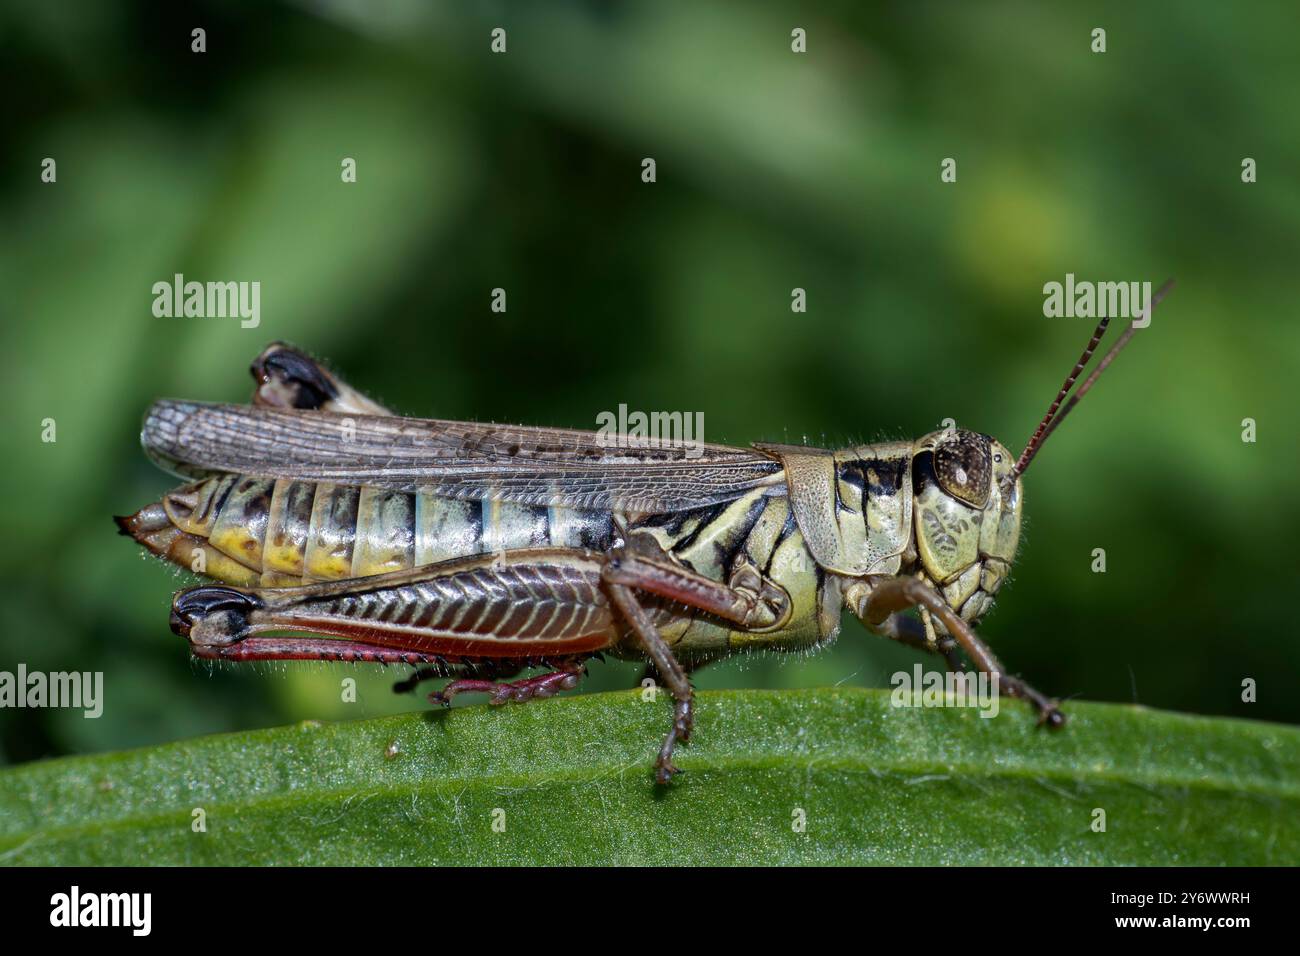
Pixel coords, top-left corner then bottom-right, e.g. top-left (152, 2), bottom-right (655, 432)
top-left (142, 400), bottom-right (785, 513)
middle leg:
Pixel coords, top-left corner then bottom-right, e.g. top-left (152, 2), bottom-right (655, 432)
top-left (605, 580), bottom-right (695, 785)
top-left (600, 541), bottom-right (795, 783)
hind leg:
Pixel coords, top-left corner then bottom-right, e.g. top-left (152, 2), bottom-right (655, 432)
top-left (249, 341), bottom-right (394, 415)
top-left (429, 660), bottom-right (588, 706)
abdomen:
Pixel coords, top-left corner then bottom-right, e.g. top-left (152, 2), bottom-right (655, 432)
top-left (119, 475), bottom-right (615, 587)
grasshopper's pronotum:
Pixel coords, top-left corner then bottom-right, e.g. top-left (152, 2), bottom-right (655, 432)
top-left (119, 283), bottom-right (1171, 782)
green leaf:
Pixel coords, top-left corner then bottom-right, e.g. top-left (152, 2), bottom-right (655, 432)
top-left (1, 689), bottom-right (1296, 865)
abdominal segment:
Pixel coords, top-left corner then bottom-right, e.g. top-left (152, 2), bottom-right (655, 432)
top-left (118, 475), bottom-right (616, 586)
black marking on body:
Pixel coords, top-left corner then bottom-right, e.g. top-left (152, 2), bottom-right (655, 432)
top-left (570, 510), bottom-right (615, 551)
top-left (240, 479), bottom-right (274, 523)
top-left (210, 476), bottom-right (237, 523)
top-left (865, 457), bottom-right (907, 497)
top-left (696, 494), bottom-right (770, 572)
top-left (765, 510), bottom-right (800, 576)
top-left (922, 509), bottom-right (958, 556)
top-left (839, 462), bottom-right (868, 496)
top-left (323, 485), bottom-right (359, 527)
top-left (527, 504), bottom-right (550, 548)
top-left (667, 503), bottom-right (727, 552)
top-left (462, 498), bottom-right (484, 547)
top-left (639, 503), bottom-right (707, 540)
top-left (912, 451), bottom-right (937, 494)
top-left (272, 481), bottom-right (315, 552)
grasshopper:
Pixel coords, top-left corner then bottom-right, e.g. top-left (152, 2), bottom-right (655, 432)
top-left (118, 284), bottom-right (1170, 783)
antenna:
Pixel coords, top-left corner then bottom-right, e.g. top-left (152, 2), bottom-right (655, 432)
top-left (1007, 278), bottom-right (1175, 484)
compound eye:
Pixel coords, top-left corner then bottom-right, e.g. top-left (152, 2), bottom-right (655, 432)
top-left (935, 431), bottom-right (992, 508)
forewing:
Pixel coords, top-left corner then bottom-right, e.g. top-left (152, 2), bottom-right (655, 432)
top-left (142, 400), bottom-right (784, 513)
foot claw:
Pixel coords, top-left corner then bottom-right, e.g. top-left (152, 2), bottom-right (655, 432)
top-left (655, 761), bottom-right (679, 785)
top-left (1040, 706), bottom-right (1067, 729)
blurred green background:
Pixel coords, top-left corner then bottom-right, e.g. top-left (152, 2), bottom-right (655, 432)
top-left (2, 1), bottom-right (1297, 766)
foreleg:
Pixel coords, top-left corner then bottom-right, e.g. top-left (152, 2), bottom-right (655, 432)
top-left (864, 576), bottom-right (1065, 727)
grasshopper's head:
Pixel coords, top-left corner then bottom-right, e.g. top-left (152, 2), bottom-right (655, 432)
top-left (908, 278), bottom-right (1173, 629)
top-left (909, 428), bottom-right (1021, 624)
